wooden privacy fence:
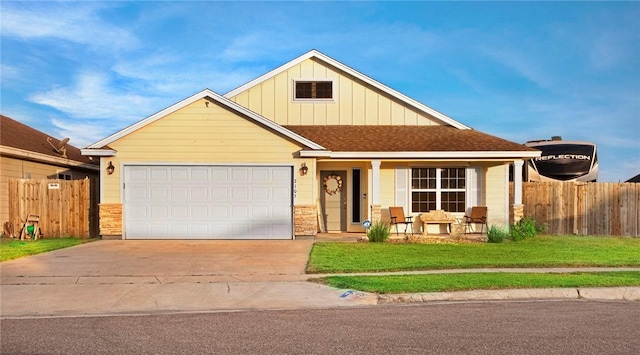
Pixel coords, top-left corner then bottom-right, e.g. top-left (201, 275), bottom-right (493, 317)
top-left (510, 182), bottom-right (639, 236)
top-left (8, 179), bottom-right (99, 238)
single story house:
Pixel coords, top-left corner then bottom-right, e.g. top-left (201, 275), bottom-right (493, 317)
top-left (81, 50), bottom-right (540, 240)
top-left (0, 115), bottom-right (100, 226)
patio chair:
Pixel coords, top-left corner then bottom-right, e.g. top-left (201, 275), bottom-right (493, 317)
top-left (389, 206), bottom-right (413, 236)
top-left (464, 206), bottom-right (488, 234)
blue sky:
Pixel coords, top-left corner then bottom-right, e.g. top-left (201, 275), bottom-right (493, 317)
top-left (1, 1), bottom-right (638, 182)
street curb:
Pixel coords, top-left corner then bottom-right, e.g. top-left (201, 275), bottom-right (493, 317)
top-left (376, 287), bottom-right (640, 304)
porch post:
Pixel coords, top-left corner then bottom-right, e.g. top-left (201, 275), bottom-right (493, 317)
top-left (513, 160), bottom-right (523, 205)
top-left (371, 160), bottom-right (381, 222)
top-left (511, 160), bottom-right (524, 224)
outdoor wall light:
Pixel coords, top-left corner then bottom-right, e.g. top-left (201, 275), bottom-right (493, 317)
top-left (299, 162), bottom-right (309, 176)
top-left (106, 161), bottom-right (115, 175)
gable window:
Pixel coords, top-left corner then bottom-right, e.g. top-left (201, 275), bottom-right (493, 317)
top-left (294, 80), bottom-right (333, 100)
top-left (57, 173), bottom-right (72, 180)
top-left (411, 168), bottom-right (466, 213)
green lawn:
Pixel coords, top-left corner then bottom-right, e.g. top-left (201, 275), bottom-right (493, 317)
top-left (316, 271), bottom-right (640, 293)
top-left (307, 236), bottom-right (640, 273)
top-left (308, 236), bottom-right (640, 294)
top-left (0, 238), bottom-right (95, 262)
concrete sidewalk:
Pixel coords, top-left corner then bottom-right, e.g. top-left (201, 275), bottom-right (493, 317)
top-left (1, 240), bottom-right (638, 318)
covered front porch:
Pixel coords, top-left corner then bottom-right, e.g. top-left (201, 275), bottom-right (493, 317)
top-left (309, 158), bottom-right (526, 236)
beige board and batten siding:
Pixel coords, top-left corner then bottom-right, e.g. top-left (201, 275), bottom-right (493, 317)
top-left (484, 163), bottom-right (509, 228)
top-left (101, 98), bottom-right (311, 204)
top-left (228, 57), bottom-right (441, 126)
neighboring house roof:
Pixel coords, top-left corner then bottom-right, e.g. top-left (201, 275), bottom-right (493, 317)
top-left (1, 114), bottom-right (98, 167)
top-left (287, 125), bottom-right (540, 159)
top-left (83, 89), bottom-right (325, 154)
top-left (224, 49), bottom-right (470, 130)
top-left (626, 174), bottom-right (640, 183)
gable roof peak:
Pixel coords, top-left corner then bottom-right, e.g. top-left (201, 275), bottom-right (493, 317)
top-left (83, 88), bottom-right (325, 152)
top-left (224, 49), bottom-right (470, 130)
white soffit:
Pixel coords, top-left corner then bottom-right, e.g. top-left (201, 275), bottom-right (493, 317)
top-left (299, 150), bottom-right (542, 159)
top-left (224, 49), bottom-right (471, 130)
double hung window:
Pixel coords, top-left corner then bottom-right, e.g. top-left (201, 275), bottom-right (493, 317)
top-left (411, 168), bottom-right (466, 213)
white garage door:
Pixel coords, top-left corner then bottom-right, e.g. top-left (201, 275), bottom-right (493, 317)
top-left (123, 165), bottom-right (293, 239)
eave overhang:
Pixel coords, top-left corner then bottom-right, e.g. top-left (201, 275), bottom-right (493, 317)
top-left (1, 146), bottom-right (100, 171)
top-left (299, 150), bottom-right (542, 160)
top-left (80, 148), bottom-right (117, 157)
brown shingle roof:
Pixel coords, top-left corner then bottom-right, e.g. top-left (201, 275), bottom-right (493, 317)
top-left (0, 115), bottom-right (96, 164)
top-left (284, 125), bottom-right (536, 153)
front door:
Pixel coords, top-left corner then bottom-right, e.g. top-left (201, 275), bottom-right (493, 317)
top-left (320, 171), bottom-right (347, 232)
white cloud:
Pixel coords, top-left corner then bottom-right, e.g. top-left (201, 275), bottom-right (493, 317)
top-left (111, 54), bottom-right (258, 94)
top-left (50, 118), bottom-right (106, 148)
top-left (28, 71), bottom-right (156, 122)
top-left (0, 64), bottom-right (21, 82)
top-left (1, 2), bottom-right (138, 51)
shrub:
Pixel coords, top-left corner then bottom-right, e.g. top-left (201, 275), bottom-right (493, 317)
top-left (487, 225), bottom-right (509, 243)
top-left (367, 220), bottom-right (391, 243)
top-left (510, 217), bottom-right (539, 241)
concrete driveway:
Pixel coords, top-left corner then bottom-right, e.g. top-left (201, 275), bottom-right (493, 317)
top-left (1, 239), bottom-right (377, 317)
top-left (1, 239), bottom-right (315, 284)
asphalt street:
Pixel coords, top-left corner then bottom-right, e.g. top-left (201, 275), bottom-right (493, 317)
top-left (2, 300), bottom-right (639, 354)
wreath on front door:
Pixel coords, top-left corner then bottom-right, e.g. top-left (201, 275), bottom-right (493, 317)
top-left (323, 174), bottom-right (343, 195)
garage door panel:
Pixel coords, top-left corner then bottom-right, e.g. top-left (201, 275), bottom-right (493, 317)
top-left (231, 224), bottom-right (249, 236)
top-left (211, 187), bottom-right (228, 200)
top-left (150, 205), bottom-right (169, 218)
top-left (252, 168), bottom-right (270, 182)
top-left (191, 187), bottom-right (209, 200)
top-left (150, 186), bottom-right (167, 200)
top-left (251, 205), bottom-right (269, 218)
top-left (150, 168), bottom-right (168, 182)
top-left (231, 205), bottom-right (249, 219)
top-left (271, 223), bottom-right (291, 236)
top-left (231, 168), bottom-right (250, 182)
top-left (171, 186), bottom-right (189, 200)
top-left (191, 205), bottom-right (209, 218)
top-left (129, 205), bottom-right (148, 219)
top-left (171, 168), bottom-right (189, 182)
top-left (272, 169), bottom-right (290, 180)
top-left (272, 205), bottom-right (291, 219)
top-left (124, 165), bottom-right (292, 239)
top-left (190, 167), bottom-right (208, 180)
top-left (272, 187), bottom-right (290, 200)
top-left (211, 169), bottom-right (229, 181)
top-left (150, 224), bottom-right (169, 237)
top-left (170, 205), bottom-right (189, 218)
top-left (129, 167), bottom-right (149, 181)
top-left (232, 187), bottom-right (249, 200)
top-left (130, 186), bottom-right (148, 199)
top-left (211, 205), bottom-right (229, 217)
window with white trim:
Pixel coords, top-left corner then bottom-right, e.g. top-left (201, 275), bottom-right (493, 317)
top-left (411, 168), bottom-right (466, 213)
top-left (294, 80), bottom-right (333, 100)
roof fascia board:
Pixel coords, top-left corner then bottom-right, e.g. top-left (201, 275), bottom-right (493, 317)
top-left (299, 150), bottom-right (541, 159)
top-left (86, 89), bottom-right (325, 151)
top-left (80, 148), bottom-right (117, 157)
top-left (224, 49), bottom-right (470, 130)
top-left (1, 146), bottom-right (100, 170)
